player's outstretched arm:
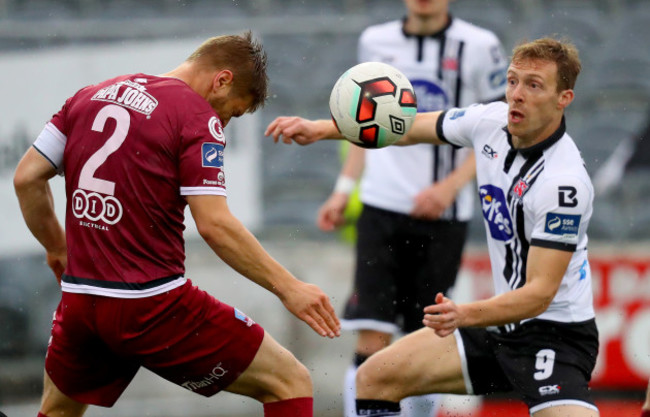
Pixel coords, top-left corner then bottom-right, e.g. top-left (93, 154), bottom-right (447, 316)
top-left (187, 194), bottom-right (341, 338)
top-left (14, 147), bottom-right (67, 283)
top-left (395, 111), bottom-right (446, 146)
top-left (265, 117), bottom-right (342, 145)
top-left (423, 246), bottom-right (570, 336)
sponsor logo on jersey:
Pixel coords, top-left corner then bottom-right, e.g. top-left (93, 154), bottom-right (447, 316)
top-left (558, 185), bottom-right (578, 207)
top-left (410, 80), bottom-right (448, 112)
top-left (544, 213), bottom-right (581, 237)
top-left (234, 308), bottom-right (255, 327)
top-left (482, 144), bottom-right (498, 159)
top-left (539, 385), bottom-right (561, 396)
top-left (91, 80), bottom-right (158, 115)
top-left (72, 189), bottom-right (123, 226)
top-left (480, 185), bottom-right (513, 241)
top-left (180, 363), bottom-right (229, 392)
top-left (449, 109), bottom-right (466, 120)
top-left (579, 260), bottom-right (588, 280)
top-left (201, 143), bottom-right (224, 168)
top-left (208, 116), bottom-right (226, 143)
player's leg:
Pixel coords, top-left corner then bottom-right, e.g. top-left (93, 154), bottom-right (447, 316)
top-left (399, 219), bottom-right (468, 417)
top-left (343, 330), bottom-right (392, 417)
top-left (356, 327), bottom-right (467, 415)
top-left (39, 372), bottom-right (88, 417)
top-left (342, 205), bottom-right (401, 417)
top-left (532, 404), bottom-right (599, 417)
top-left (643, 379), bottom-right (650, 417)
top-left (224, 330), bottom-right (313, 400)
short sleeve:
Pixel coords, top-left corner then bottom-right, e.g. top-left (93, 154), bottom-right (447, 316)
top-left (468, 34), bottom-right (508, 102)
top-left (178, 110), bottom-right (228, 197)
top-left (528, 175), bottom-right (593, 252)
top-left (437, 103), bottom-right (488, 148)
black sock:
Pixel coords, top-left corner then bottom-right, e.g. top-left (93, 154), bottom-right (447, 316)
top-left (356, 399), bottom-right (401, 416)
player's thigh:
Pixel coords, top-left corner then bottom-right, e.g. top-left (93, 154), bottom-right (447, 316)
top-left (225, 331), bottom-right (312, 402)
top-left (357, 327), bottom-right (466, 400)
top-left (533, 404), bottom-right (599, 417)
top-left (41, 372), bottom-right (88, 417)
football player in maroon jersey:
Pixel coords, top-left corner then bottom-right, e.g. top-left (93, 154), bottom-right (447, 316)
top-left (14, 31), bottom-right (340, 417)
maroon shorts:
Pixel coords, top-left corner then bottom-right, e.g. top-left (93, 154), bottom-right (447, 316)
top-left (45, 280), bottom-right (265, 407)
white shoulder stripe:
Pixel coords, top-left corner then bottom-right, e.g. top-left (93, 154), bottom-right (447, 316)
top-left (180, 186), bottom-right (227, 196)
top-left (34, 122), bottom-right (67, 172)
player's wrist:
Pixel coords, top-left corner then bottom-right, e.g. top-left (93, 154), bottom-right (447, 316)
top-left (333, 175), bottom-right (356, 195)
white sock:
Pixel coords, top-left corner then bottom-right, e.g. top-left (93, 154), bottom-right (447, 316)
top-left (401, 394), bottom-right (441, 417)
top-left (344, 364), bottom-right (358, 417)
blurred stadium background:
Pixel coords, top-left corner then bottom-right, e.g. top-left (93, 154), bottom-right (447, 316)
top-left (0, 0), bottom-right (649, 416)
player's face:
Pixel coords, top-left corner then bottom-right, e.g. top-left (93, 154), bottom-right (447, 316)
top-left (209, 92), bottom-right (253, 127)
top-left (505, 59), bottom-right (569, 146)
top-left (403, 0), bottom-right (450, 18)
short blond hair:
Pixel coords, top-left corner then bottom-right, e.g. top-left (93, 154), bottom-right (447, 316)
top-left (511, 37), bottom-right (581, 92)
top-left (188, 31), bottom-right (268, 112)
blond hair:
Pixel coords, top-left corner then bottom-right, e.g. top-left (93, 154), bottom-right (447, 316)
top-left (511, 37), bottom-right (581, 92)
top-left (188, 31), bottom-right (268, 111)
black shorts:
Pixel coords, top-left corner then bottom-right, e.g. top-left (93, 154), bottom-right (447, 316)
top-left (457, 319), bottom-right (599, 413)
top-left (343, 204), bottom-right (468, 333)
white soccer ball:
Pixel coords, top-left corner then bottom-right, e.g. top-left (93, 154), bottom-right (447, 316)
top-left (329, 62), bottom-right (417, 148)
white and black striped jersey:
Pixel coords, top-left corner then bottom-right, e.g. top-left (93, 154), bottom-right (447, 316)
top-left (438, 102), bottom-right (596, 326)
top-left (358, 17), bottom-right (508, 220)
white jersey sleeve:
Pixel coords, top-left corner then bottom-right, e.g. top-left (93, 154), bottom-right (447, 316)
top-left (33, 122), bottom-right (67, 175)
top-left (437, 103), bottom-right (491, 149)
top-left (528, 174), bottom-right (593, 251)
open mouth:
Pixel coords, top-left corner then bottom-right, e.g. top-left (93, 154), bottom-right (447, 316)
top-left (509, 109), bottom-right (525, 123)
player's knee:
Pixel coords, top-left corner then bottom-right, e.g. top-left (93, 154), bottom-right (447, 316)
top-left (261, 355), bottom-right (313, 403)
top-left (356, 356), bottom-right (397, 401)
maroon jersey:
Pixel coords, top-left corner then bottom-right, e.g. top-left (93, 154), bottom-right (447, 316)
top-left (41, 74), bottom-right (228, 297)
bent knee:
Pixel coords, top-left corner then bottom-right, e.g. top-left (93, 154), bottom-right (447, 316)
top-left (356, 356), bottom-right (401, 401)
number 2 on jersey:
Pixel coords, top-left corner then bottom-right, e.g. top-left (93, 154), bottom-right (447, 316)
top-left (78, 104), bottom-right (130, 195)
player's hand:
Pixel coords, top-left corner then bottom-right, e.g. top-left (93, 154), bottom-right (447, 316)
top-left (316, 192), bottom-right (349, 231)
top-left (46, 248), bottom-right (67, 285)
top-left (410, 180), bottom-right (456, 220)
top-left (280, 280), bottom-right (341, 338)
top-left (264, 116), bottom-right (324, 146)
top-left (422, 292), bottom-right (461, 338)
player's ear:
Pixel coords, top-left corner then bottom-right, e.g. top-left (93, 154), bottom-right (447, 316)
top-left (212, 70), bottom-right (234, 92)
top-left (557, 89), bottom-right (574, 110)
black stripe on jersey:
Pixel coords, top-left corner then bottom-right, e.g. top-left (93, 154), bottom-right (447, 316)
top-left (437, 35), bottom-right (446, 80)
top-left (433, 146), bottom-right (440, 182)
top-left (513, 203), bottom-right (528, 289)
top-left (531, 238), bottom-right (577, 252)
top-left (62, 273), bottom-right (184, 290)
top-left (454, 41), bottom-right (465, 107)
top-left (451, 146), bottom-right (458, 218)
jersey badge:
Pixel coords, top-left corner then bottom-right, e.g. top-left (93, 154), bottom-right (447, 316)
top-left (489, 68), bottom-right (507, 88)
top-left (480, 185), bottom-right (513, 241)
top-left (208, 116), bottom-right (226, 144)
top-left (511, 178), bottom-right (529, 198)
top-left (201, 142), bottom-right (224, 168)
top-left (544, 213), bottom-right (581, 237)
top-left (234, 308), bottom-right (255, 327)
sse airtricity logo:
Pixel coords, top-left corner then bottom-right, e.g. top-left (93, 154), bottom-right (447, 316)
top-left (480, 185), bottom-right (513, 241)
top-left (202, 143), bottom-right (224, 168)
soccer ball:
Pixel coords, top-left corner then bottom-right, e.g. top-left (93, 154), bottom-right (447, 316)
top-left (329, 62), bottom-right (417, 148)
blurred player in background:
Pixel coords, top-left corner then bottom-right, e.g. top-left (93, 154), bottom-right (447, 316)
top-left (13, 32), bottom-right (339, 417)
top-left (270, 0), bottom-right (507, 415)
top-left (268, 37), bottom-right (600, 417)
